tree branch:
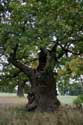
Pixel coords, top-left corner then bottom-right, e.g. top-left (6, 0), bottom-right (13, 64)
top-left (8, 44), bottom-right (33, 79)
top-left (49, 42), bottom-right (58, 62)
top-left (12, 60), bottom-right (33, 78)
top-left (51, 37), bottom-right (82, 61)
top-left (37, 47), bottom-right (47, 71)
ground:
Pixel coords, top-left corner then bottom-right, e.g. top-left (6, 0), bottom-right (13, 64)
top-left (0, 93), bottom-right (27, 107)
top-left (0, 93), bottom-right (83, 125)
top-left (0, 93), bottom-right (77, 106)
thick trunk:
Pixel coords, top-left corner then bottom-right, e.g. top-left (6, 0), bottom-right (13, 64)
top-left (37, 92), bottom-right (60, 112)
top-left (8, 45), bottom-right (60, 112)
top-left (26, 71), bottom-right (60, 112)
top-left (17, 85), bottom-right (24, 97)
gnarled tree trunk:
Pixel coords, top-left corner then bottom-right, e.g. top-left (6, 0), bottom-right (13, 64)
top-left (30, 71), bottom-right (60, 112)
top-left (8, 44), bottom-right (60, 112)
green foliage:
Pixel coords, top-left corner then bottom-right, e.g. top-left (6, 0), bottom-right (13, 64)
top-left (0, 0), bottom-right (83, 93)
top-left (57, 57), bottom-right (83, 95)
top-left (73, 95), bottom-right (83, 104)
top-left (0, 0), bottom-right (83, 53)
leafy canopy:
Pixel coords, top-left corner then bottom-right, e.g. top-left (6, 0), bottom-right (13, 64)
top-left (0, 0), bottom-right (83, 92)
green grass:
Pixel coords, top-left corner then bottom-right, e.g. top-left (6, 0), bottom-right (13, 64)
top-left (58, 96), bottom-right (77, 104)
top-left (73, 95), bottom-right (83, 104)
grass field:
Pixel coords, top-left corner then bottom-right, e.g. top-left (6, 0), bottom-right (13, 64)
top-left (0, 93), bottom-right (77, 105)
top-left (0, 93), bottom-right (83, 125)
top-left (0, 104), bottom-right (83, 125)
top-left (58, 96), bottom-right (77, 104)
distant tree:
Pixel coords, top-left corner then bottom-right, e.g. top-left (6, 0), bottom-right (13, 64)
top-left (57, 57), bottom-right (83, 95)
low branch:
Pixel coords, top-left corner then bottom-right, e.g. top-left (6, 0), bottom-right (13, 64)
top-left (12, 60), bottom-right (33, 78)
top-left (8, 44), bottom-right (33, 79)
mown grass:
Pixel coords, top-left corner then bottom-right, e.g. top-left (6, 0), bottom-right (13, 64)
top-left (0, 93), bottom-right (77, 104)
top-left (0, 105), bottom-right (83, 125)
top-left (58, 96), bottom-right (77, 104)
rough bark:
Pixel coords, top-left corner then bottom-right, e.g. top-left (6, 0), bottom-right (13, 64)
top-left (8, 45), bottom-right (60, 112)
top-left (27, 71), bottom-right (60, 112)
